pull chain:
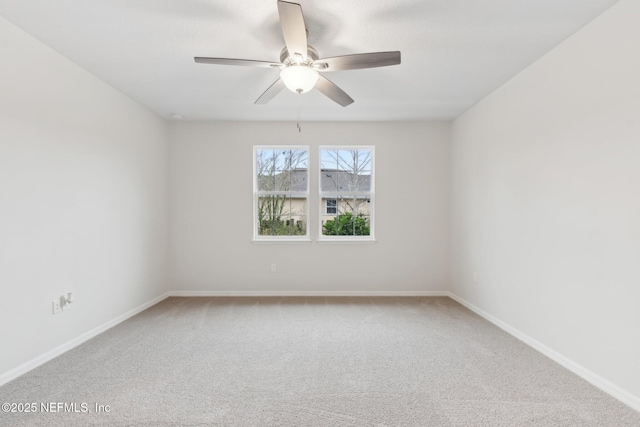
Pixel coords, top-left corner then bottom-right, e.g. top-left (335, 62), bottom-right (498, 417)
top-left (296, 90), bottom-right (302, 133)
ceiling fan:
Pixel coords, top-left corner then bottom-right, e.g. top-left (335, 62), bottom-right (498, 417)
top-left (194, 0), bottom-right (401, 107)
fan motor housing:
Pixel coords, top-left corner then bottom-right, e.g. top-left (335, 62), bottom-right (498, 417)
top-left (280, 46), bottom-right (319, 64)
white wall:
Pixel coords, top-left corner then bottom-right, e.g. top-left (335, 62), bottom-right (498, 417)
top-left (451, 0), bottom-right (640, 406)
top-left (0, 17), bottom-right (169, 379)
top-left (169, 121), bottom-right (450, 293)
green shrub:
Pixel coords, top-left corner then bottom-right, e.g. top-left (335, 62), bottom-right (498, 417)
top-left (322, 212), bottom-right (370, 236)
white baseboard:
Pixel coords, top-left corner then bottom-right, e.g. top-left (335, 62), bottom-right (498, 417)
top-left (0, 292), bottom-right (171, 387)
top-left (168, 290), bottom-right (449, 297)
top-left (448, 292), bottom-right (640, 413)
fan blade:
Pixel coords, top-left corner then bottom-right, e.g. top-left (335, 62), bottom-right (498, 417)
top-left (277, 1), bottom-right (307, 61)
top-left (255, 79), bottom-right (286, 104)
top-left (194, 57), bottom-right (282, 68)
top-left (315, 75), bottom-right (354, 107)
top-left (314, 51), bottom-right (401, 71)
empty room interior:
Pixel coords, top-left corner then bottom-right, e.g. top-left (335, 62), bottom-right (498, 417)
top-left (1, 0), bottom-right (639, 425)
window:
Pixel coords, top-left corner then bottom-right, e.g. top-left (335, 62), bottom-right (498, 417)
top-left (254, 147), bottom-right (309, 239)
top-left (325, 199), bottom-right (337, 215)
top-left (319, 147), bottom-right (374, 239)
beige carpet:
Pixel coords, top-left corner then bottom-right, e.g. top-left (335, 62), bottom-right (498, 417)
top-left (1, 297), bottom-right (638, 426)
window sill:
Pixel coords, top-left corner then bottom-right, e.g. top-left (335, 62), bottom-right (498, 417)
top-left (316, 239), bottom-right (377, 244)
top-left (252, 239), bottom-right (312, 244)
top-left (251, 238), bottom-right (376, 244)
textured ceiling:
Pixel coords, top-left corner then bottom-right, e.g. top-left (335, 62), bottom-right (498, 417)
top-left (0, 0), bottom-right (620, 121)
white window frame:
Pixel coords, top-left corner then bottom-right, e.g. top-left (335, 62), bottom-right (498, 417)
top-left (318, 146), bottom-right (375, 242)
top-left (253, 146), bottom-right (310, 241)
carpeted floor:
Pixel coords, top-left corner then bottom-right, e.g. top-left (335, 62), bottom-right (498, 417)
top-left (1, 296), bottom-right (638, 426)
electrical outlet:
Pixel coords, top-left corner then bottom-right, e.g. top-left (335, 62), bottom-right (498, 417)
top-left (271, 264), bottom-right (277, 273)
top-left (473, 272), bottom-right (478, 283)
top-left (52, 299), bottom-right (62, 314)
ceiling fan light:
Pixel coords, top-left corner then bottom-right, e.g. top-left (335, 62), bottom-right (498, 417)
top-left (280, 65), bottom-right (319, 93)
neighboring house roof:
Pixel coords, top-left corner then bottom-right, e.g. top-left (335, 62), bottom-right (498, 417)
top-left (258, 169), bottom-right (370, 192)
top-left (320, 169), bottom-right (371, 192)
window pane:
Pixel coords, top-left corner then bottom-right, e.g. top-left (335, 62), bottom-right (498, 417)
top-left (256, 149), bottom-right (308, 192)
top-left (320, 149), bottom-right (371, 192)
top-left (321, 196), bottom-right (370, 236)
top-left (320, 149), bottom-right (371, 172)
top-left (336, 197), bottom-right (371, 217)
top-left (257, 196), bottom-right (307, 236)
top-left (321, 210), bottom-right (370, 236)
